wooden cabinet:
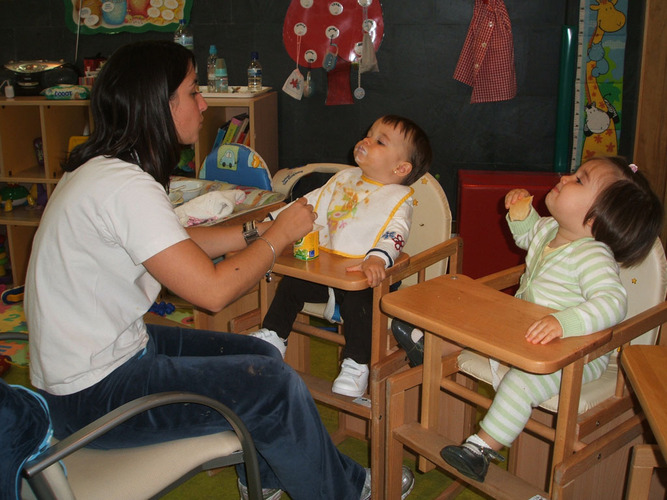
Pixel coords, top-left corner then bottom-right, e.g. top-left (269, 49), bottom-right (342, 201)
top-left (0, 91), bottom-right (278, 286)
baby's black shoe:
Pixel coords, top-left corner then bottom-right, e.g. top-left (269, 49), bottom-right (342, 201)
top-left (440, 441), bottom-right (504, 483)
top-left (391, 319), bottom-right (424, 367)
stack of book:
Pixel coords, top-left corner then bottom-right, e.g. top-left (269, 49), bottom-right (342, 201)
top-left (213, 113), bottom-right (251, 148)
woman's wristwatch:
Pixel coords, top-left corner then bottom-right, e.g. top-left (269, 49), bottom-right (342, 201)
top-left (242, 220), bottom-right (260, 245)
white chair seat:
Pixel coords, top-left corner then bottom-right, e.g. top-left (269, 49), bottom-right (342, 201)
top-left (31, 431), bottom-right (241, 500)
top-left (10, 388), bottom-right (262, 500)
top-left (457, 349), bottom-right (618, 414)
top-left (301, 302), bottom-right (342, 324)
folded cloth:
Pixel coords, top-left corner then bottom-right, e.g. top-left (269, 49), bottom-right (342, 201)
top-left (323, 286), bottom-right (342, 324)
top-left (489, 358), bottom-right (503, 390)
top-left (175, 190), bottom-right (246, 227)
top-left (359, 32), bottom-right (379, 73)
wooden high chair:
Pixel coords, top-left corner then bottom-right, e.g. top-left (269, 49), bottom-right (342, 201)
top-left (622, 345), bottom-right (667, 499)
top-left (259, 168), bottom-right (462, 497)
top-left (382, 239), bottom-right (667, 499)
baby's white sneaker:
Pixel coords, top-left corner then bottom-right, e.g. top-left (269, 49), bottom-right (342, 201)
top-left (332, 358), bottom-right (369, 397)
top-left (250, 328), bottom-right (287, 359)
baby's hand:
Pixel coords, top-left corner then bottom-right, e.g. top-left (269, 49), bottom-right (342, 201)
top-left (525, 315), bottom-right (563, 345)
top-left (505, 189), bottom-right (532, 210)
top-left (346, 256), bottom-right (386, 287)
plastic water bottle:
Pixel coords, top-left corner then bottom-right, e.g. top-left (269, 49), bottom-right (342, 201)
top-left (207, 45), bottom-right (217, 92)
top-left (247, 51), bottom-right (262, 92)
top-left (214, 58), bottom-right (228, 93)
top-left (173, 19), bottom-right (194, 51)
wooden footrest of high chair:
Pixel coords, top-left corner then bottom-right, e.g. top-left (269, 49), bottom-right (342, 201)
top-left (393, 422), bottom-right (549, 500)
top-left (297, 370), bottom-right (372, 420)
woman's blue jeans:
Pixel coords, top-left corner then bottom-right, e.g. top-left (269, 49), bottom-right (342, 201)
top-left (39, 324), bottom-right (366, 499)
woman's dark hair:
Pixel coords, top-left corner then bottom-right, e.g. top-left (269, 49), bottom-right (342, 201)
top-left (63, 40), bottom-right (196, 189)
top-left (584, 156), bottom-right (664, 267)
top-left (378, 115), bottom-right (432, 186)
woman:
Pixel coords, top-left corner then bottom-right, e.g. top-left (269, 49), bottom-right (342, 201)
top-left (24, 40), bottom-right (413, 500)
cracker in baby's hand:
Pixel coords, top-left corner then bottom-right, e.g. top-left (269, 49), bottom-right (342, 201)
top-left (509, 196), bottom-right (533, 221)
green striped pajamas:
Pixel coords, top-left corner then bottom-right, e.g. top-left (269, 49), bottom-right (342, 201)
top-left (480, 355), bottom-right (609, 447)
top-left (479, 209), bottom-right (627, 447)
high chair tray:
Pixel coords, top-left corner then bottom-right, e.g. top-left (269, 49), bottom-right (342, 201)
top-left (381, 274), bottom-right (613, 374)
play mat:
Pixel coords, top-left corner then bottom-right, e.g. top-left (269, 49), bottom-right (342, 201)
top-left (0, 300), bottom-right (29, 371)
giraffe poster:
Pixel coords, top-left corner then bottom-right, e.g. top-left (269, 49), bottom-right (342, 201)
top-left (571, 0), bottom-right (627, 171)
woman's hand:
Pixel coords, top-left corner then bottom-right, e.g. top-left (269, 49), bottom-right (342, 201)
top-left (525, 315), bottom-right (563, 344)
top-left (269, 197), bottom-right (316, 245)
top-left (505, 189), bottom-right (532, 210)
top-left (150, 199), bottom-right (316, 313)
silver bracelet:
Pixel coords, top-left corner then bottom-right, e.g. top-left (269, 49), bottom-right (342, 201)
top-left (258, 237), bottom-right (276, 282)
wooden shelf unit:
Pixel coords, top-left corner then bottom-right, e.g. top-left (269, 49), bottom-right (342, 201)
top-left (0, 98), bottom-right (91, 285)
top-left (0, 91), bottom-right (279, 286)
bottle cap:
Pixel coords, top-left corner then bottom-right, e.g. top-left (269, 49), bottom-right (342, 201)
top-left (251, 51), bottom-right (259, 59)
top-left (209, 45), bottom-right (217, 54)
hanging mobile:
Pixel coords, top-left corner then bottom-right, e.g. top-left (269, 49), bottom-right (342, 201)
top-left (303, 50), bottom-right (317, 98)
top-left (354, 0), bottom-right (373, 100)
top-left (354, 67), bottom-right (365, 100)
top-left (283, 28), bottom-right (306, 100)
top-left (322, 30), bottom-right (339, 72)
top-left (304, 63), bottom-right (313, 97)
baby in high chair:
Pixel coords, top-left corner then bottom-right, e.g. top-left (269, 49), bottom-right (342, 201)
top-left (250, 114), bottom-right (432, 397)
top-left (439, 156), bottom-right (663, 481)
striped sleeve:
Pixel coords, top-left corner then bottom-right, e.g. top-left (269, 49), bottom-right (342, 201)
top-left (506, 208), bottom-right (541, 250)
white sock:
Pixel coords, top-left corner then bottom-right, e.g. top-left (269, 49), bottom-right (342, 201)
top-left (466, 434), bottom-right (491, 450)
top-left (410, 328), bottom-right (424, 343)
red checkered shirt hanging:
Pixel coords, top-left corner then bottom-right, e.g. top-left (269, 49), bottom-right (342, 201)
top-left (454, 0), bottom-right (517, 103)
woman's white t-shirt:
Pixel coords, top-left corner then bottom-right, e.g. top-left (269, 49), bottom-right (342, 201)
top-left (25, 156), bottom-right (189, 395)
